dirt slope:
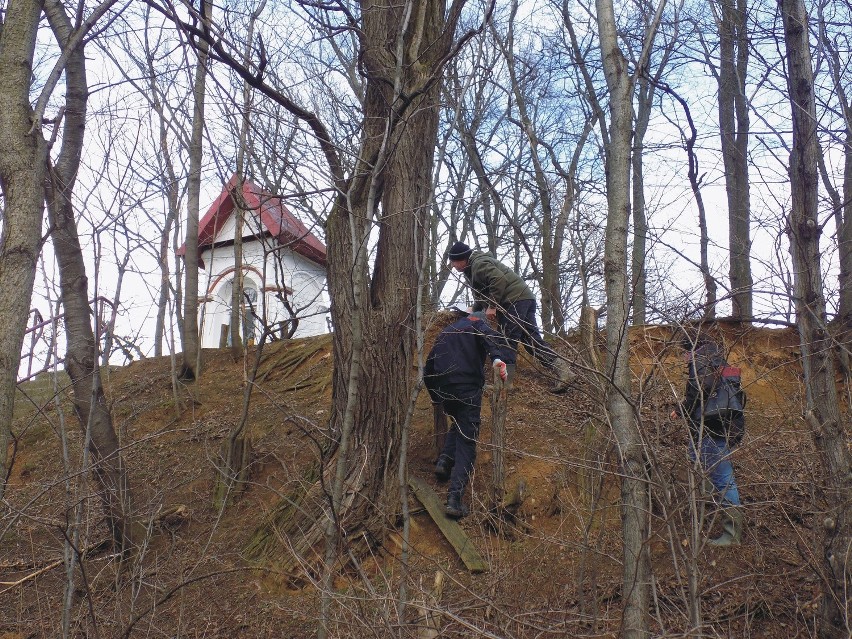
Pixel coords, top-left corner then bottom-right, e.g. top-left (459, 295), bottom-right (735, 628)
top-left (1, 320), bottom-right (828, 638)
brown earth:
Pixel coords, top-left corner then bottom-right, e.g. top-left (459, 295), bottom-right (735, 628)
top-left (0, 318), bottom-right (829, 638)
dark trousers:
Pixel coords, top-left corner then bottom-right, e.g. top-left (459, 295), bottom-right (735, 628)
top-left (428, 385), bottom-right (483, 498)
top-left (498, 299), bottom-right (557, 367)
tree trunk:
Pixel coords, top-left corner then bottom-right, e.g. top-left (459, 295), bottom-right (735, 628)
top-left (596, 0), bottom-right (651, 635)
top-left (44, 0), bottom-right (135, 551)
top-left (229, 191), bottom-right (245, 357)
top-left (490, 371), bottom-right (509, 517)
top-left (631, 6), bottom-right (677, 326)
top-left (576, 305), bottom-right (607, 630)
top-left (152, 91), bottom-right (181, 359)
top-left (215, 1), bottom-right (265, 508)
top-left (815, 7), bottom-right (852, 341)
top-left (630, 75), bottom-right (651, 326)
top-left (0, 0), bottom-right (50, 499)
top-left (48, 196), bottom-right (135, 551)
top-left (228, 7), bottom-right (262, 360)
top-left (251, 0), bottom-right (460, 576)
top-left (837, 130), bottom-right (852, 379)
top-left (782, 2), bottom-right (852, 637)
top-left (100, 253), bottom-right (127, 367)
top-left (154, 177), bottom-right (179, 359)
top-left (839, 132), bottom-right (852, 333)
top-left (718, 0), bottom-right (752, 320)
top-left (228, 66), bottom-right (251, 360)
top-left (322, 23), bottom-right (444, 543)
top-left (180, 0), bottom-right (211, 381)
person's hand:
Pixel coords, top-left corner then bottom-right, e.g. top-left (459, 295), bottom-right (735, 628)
top-left (486, 307), bottom-right (497, 319)
top-left (670, 410), bottom-right (678, 420)
top-left (493, 359), bottom-right (508, 381)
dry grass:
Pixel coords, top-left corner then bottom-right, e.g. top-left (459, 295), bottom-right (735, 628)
top-left (0, 323), bottom-right (827, 638)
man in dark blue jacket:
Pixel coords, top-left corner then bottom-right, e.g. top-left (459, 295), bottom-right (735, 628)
top-left (424, 309), bottom-right (508, 519)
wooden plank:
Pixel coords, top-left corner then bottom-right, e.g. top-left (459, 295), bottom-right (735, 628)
top-left (408, 475), bottom-right (488, 573)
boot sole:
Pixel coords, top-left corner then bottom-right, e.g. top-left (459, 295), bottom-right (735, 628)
top-left (445, 507), bottom-right (468, 519)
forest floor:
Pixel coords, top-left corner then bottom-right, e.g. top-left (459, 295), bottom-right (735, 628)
top-left (0, 316), bottom-right (827, 638)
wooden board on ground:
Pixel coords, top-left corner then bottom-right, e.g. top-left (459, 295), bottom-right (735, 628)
top-left (408, 475), bottom-right (488, 574)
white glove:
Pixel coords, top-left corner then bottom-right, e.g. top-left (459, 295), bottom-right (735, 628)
top-left (493, 358), bottom-right (508, 381)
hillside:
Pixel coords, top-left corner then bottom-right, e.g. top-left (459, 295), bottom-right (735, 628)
top-left (1, 320), bottom-right (825, 638)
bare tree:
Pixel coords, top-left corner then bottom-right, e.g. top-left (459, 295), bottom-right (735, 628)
top-left (43, 0), bottom-right (136, 552)
top-left (562, 4), bottom-right (615, 318)
top-left (489, 4), bottom-right (573, 334)
top-left (225, 0), bottom-right (267, 359)
top-left (0, 0), bottom-right (120, 499)
top-left (628, 1), bottom-right (678, 325)
top-left (595, 0), bottom-right (665, 634)
top-left (319, 0), bottom-right (475, 557)
top-left (98, 5), bottom-right (193, 359)
top-left (715, 0), bottom-right (753, 320)
top-left (658, 83), bottom-right (718, 318)
top-left (438, 44), bottom-right (500, 306)
top-left (0, 0), bottom-right (50, 499)
top-left (441, 5), bottom-right (599, 335)
top-left (156, 2), bottom-right (490, 597)
top-left (815, 0), bottom-right (852, 346)
top-left (180, 0), bottom-right (212, 381)
top-left (781, 0), bottom-right (852, 636)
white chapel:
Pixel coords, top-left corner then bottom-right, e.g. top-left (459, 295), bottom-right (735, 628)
top-left (179, 175), bottom-right (330, 347)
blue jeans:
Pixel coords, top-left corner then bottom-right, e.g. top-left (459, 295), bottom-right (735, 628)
top-left (689, 435), bottom-right (741, 507)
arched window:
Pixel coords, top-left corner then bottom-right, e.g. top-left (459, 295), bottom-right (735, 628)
top-left (220, 276), bottom-right (260, 346)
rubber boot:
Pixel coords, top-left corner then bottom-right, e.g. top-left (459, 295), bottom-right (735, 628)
top-left (550, 358), bottom-right (576, 393)
top-left (434, 455), bottom-right (453, 482)
top-left (445, 492), bottom-right (469, 519)
top-left (432, 402), bottom-right (448, 462)
top-left (708, 506), bottom-right (743, 547)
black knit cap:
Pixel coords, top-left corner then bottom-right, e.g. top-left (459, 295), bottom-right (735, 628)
top-left (448, 241), bottom-right (473, 261)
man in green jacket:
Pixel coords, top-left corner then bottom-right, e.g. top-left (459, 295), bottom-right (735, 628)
top-left (448, 241), bottom-right (574, 392)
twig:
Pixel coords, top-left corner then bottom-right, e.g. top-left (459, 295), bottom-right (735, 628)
top-left (0, 537), bottom-right (112, 594)
top-left (0, 558), bottom-right (63, 591)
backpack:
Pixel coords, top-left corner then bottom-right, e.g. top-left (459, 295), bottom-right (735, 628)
top-left (691, 343), bottom-right (747, 430)
top-left (703, 366), bottom-right (746, 422)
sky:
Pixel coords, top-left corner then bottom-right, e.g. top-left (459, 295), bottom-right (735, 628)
top-left (13, 0), bottom-right (845, 380)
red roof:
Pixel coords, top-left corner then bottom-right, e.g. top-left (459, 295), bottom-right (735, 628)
top-left (176, 175), bottom-right (327, 268)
